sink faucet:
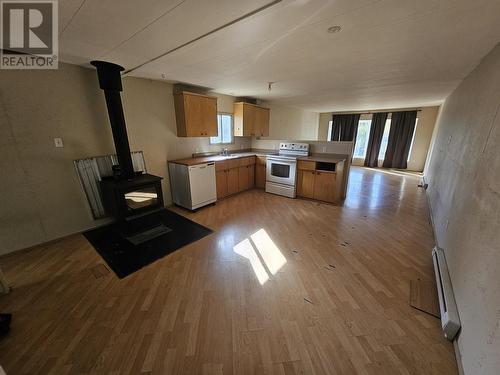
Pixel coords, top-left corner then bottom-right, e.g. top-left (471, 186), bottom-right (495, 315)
top-left (221, 148), bottom-right (229, 156)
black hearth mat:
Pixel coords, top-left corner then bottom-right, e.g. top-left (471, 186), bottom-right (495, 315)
top-left (83, 209), bottom-right (212, 278)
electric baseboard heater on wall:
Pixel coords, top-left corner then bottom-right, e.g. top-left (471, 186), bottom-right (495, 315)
top-left (432, 247), bottom-right (461, 340)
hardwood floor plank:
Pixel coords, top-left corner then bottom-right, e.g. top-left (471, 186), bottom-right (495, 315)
top-left (0, 167), bottom-right (457, 374)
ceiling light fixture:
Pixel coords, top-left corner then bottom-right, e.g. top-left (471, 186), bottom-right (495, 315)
top-left (327, 25), bottom-right (341, 34)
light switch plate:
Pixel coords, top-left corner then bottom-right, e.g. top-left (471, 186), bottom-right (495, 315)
top-left (54, 137), bottom-right (64, 148)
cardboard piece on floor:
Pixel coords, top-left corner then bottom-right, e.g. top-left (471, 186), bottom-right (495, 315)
top-left (409, 279), bottom-right (441, 319)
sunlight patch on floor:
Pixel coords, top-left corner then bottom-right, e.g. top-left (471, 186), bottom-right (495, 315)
top-left (233, 229), bottom-right (286, 285)
top-left (233, 238), bottom-right (269, 285)
top-left (250, 229), bottom-right (287, 275)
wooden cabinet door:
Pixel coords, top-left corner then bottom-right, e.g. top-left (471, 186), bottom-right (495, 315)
top-left (175, 92), bottom-right (218, 137)
top-left (216, 170), bottom-right (228, 199)
top-left (255, 164), bottom-right (266, 188)
top-left (238, 166), bottom-right (249, 191)
top-left (202, 96), bottom-right (217, 136)
top-left (233, 102), bottom-right (244, 136)
top-left (255, 107), bottom-right (270, 136)
top-left (297, 170), bottom-right (315, 199)
top-left (233, 103), bottom-right (269, 137)
top-left (247, 165), bottom-right (255, 188)
top-left (313, 172), bottom-right (336, 202)
top-left (243, 104), bottom-right (256, 136)
top-left (227, 168), bottom-right (239, 195)
top-left (184, 93), bottom-right (205, 137)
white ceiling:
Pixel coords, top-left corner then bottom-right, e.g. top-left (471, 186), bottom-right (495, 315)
top-left (59, 0), bottom-right (500, 112)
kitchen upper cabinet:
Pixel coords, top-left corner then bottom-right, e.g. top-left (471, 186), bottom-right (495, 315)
top-left (174, 91), bottom-right (217, 137)
top-left (233, 102), bottom-right (270, 137)
top-left (254, 106), bottom-right (270, 137)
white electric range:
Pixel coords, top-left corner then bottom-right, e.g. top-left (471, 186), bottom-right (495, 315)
top-left (265, 142), bottom-right (310, 198)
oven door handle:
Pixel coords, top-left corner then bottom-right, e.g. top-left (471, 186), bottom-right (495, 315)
top-left (267, 157), bottom-right (297, 163)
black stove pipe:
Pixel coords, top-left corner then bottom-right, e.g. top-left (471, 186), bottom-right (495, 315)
top-left (90, 60), bottom-right (134, 179)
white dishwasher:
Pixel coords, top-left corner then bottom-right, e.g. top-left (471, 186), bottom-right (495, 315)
top-left (168, 162), bottom-right (217, 210)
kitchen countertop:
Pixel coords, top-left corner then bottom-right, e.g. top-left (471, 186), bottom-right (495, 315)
top-left (298, 153), bottom-right (347, 164)
top-left (169, 149), bottom-right (347, 166)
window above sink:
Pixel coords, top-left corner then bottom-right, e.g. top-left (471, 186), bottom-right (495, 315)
top-left (210, 113), bottom-right (233, 145)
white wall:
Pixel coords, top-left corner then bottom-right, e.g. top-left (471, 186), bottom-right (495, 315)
top-left (424, 43), bottom-right (500, 374)
top-left (260, 101), bottom-right (319, 141)
top-left (252, 139), bottom-right (353, 156)
top-left (0, 63), bottom-right (250, 255)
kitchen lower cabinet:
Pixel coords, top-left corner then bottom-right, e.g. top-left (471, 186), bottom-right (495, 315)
top-left (237, 157), bottom-right (255, 192)
top-left (238, 166), bottom-right (249, 191)
top-left (215, 157), bottom-right (256, 199)
top-left (296, 170), bottom-right (315, 198)
top-left (313, 171), bottom-right (336, 202)
top-left (215, 160), bottom-right (239, 198)
top-left (297, 161), bottom-right (343, 203)
top-left (216, 170), bottom-right (228, 198)
top-left (255, 156), bottom-right (266, 188)
top-left (248, 164), bottom-right (255, 188)
top-left (227, 168), bottom-right (239, 195)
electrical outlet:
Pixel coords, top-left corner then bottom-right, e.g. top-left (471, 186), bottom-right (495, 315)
top-left (54, 137), bottom-right (64, 148)
top-left (322, 146), bottom-right (326, 152)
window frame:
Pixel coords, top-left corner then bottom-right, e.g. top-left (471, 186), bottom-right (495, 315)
top-left (328, 114), bottom-right (419, 164)
top-left (209, 112), bottom-right (234, 145)
top-left (353, 119), bottom-right (372, 159)
top-left (377, 118), bottom-right (392, 161)
top-left (406, 119), bottom-right (418, 162)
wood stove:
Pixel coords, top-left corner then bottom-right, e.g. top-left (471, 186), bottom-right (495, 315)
top-left (100, 174), bottom-right (164, 221)
top-left (91, 60), bottom-right (167, 241)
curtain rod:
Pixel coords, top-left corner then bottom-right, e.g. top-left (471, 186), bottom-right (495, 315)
top-left (334, 109), bottom-right (422, 115)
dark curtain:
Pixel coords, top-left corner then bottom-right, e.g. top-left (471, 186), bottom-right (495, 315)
top-left (330, 114), bottom-right (361, 142)
top-left (383, 111), bottom-right (417, 169)
top-left (364, 112), bottom-right (388, 167)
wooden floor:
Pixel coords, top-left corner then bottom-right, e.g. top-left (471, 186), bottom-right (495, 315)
top-left (0, 167), bottom-right (457, 374)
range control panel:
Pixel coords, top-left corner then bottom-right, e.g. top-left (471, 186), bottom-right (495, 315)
top-left (279, 142), bottom-right (310, 152)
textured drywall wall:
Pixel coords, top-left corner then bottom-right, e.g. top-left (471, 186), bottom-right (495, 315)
top-left (0, 63), bottom-right (250, 255)
top-left (424, 43), bottom-right (500, 374)
top-left (261, 102), bottom-right (319, 140)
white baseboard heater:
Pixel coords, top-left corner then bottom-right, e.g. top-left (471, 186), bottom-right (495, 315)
top-left (432, 247), bottom-right (461, 340)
